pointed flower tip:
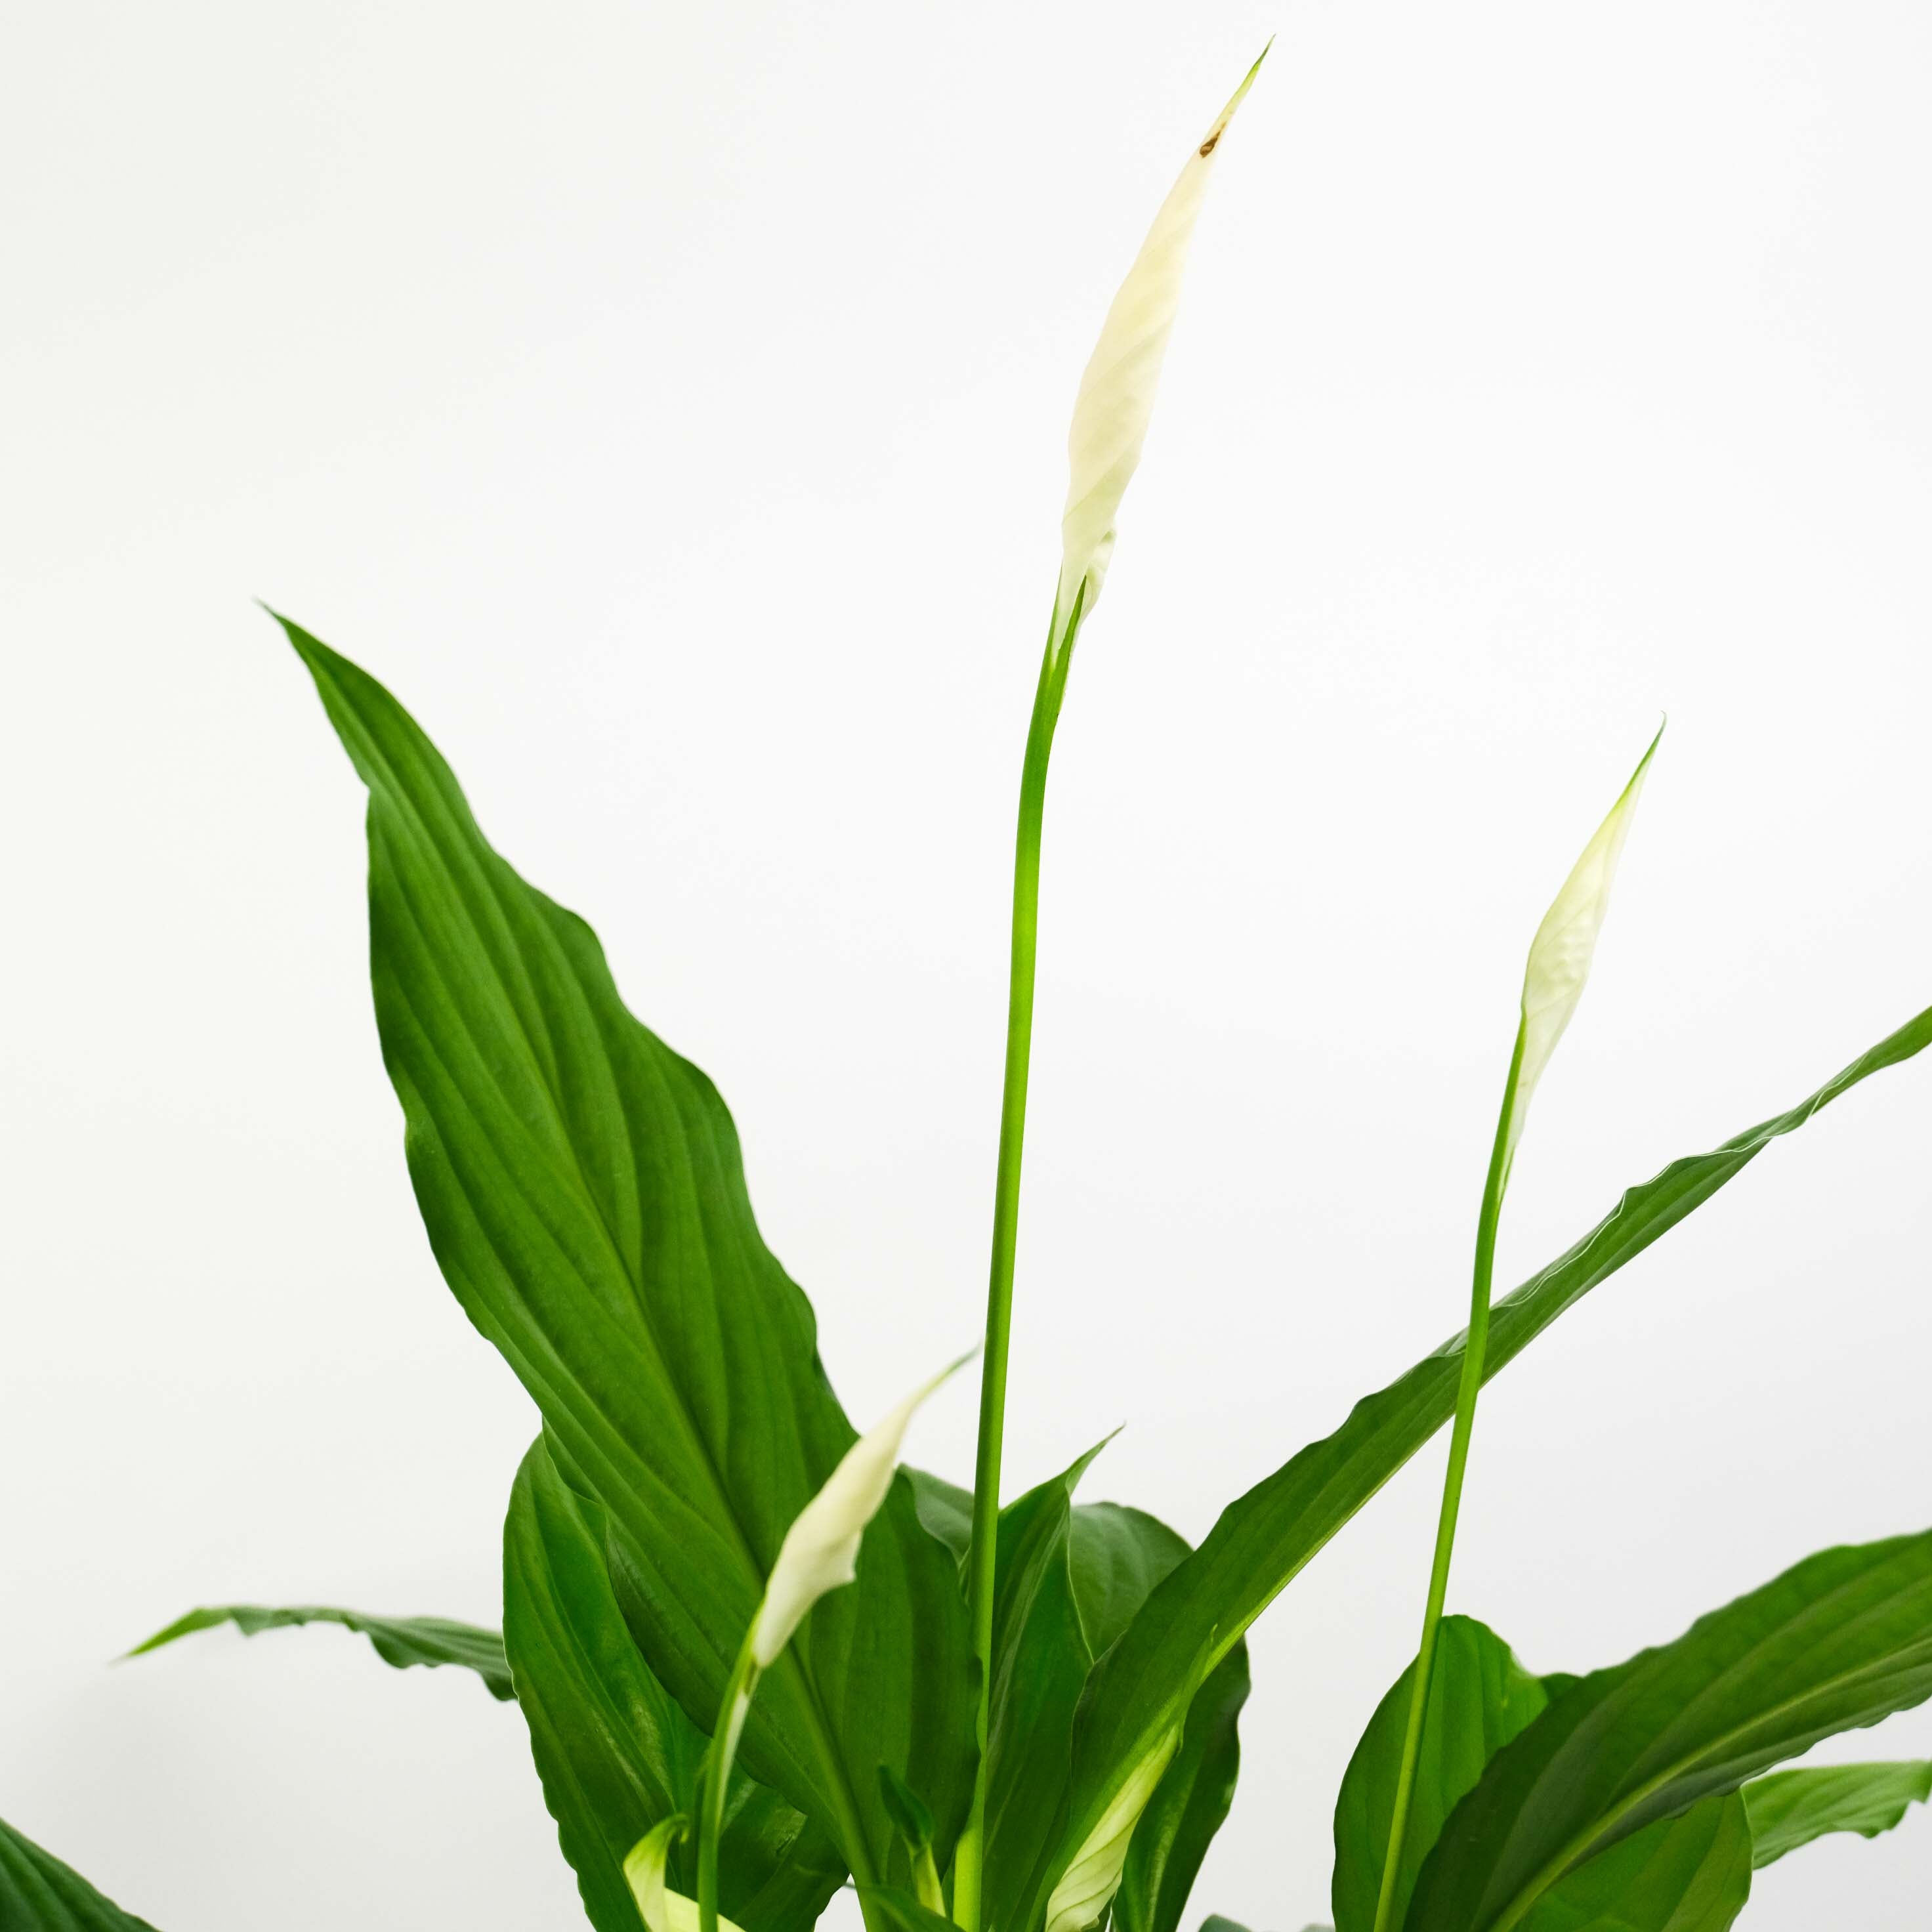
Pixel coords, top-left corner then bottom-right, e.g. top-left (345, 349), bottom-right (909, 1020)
top-left (749, 1350), bottom-right (974, 1668)
top-left (1505, 726), bottom-right (1664, 1162)
top-left (1056, 52), bottom-right (1267, 625)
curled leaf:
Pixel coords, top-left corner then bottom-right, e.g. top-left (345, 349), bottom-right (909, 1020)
top-left (625, 1818), bottom-right (751, 1932)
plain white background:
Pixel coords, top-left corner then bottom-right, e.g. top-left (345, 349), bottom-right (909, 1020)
top-left (4, 3), bottom-right (1930, 1927)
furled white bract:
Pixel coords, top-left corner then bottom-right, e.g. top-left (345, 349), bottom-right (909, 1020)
top-left (624, 1818), bottom-right (749, 1932)
top-left (1056, 47), bottom-right (1268, 628)
top-left (1503, 726), bottom-right (1663, 1168)
top-left (1042, 1727), bottom-right (1183, 1932)
top-left (749, 1353), bottom-right (973, 1669)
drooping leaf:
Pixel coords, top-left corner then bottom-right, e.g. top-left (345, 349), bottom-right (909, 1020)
top-left (1741, 1758), bottom-right (1932, 1868)
top-left (0, 1816), bottom-right (161, 1931)
top-left (284, 618), bottom-right (975, 1876)
top-left (1406, 1528), bottom-right (1932, 1932)
top-left (1514, 1796), bottom-right (1752, 1932)
top-left (503, 1435), bottom-right (843, 1932)
top-left (1022, 1001), bottom-right (1932, 1932)
top-left (1331, 1617), bottom-right (1549, 1932)
top-left (126, 1603), bottom-right (513, 1699)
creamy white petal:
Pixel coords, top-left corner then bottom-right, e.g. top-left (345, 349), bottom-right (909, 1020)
top-left (749, 1353), bottom-right (973, 1669)
top-left (1057, 49), bottom-right (1267, 624)
top-left (623, 1818), bottom-right (750, 1932)
top-left (1505, 726), bottom-right (1662, 1167)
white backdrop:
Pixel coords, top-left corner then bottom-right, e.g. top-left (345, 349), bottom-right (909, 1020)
top-left (5, 3), bottom-right (1930, 1927)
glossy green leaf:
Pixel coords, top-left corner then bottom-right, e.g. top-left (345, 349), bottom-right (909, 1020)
top-left (0, 1816), bottom-right (160, 1931)
top-left (284, 617), bottom-right (974, 1877)
top-left (126, 1603), bottom-right (513, 1699)
top-left (1026, 1001), bottom-right (1932, 1932)
top-left (1514, 1796), bottom-right (1752, 1932)
top-left (1406, 1527), bottom-right (1932, 1932)
top-left (980, 1445), bottom-right (1121, 1920)
top-left (503, 1435), bottom-right (843, 1932)
top-left (1742, 1758), bottom-right (1932, 1868)
top-left (1332, 1618), bottom-right (1549, 1932)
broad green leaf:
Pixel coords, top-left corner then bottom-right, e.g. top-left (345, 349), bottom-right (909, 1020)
top-left (1331, 1618), bottom-right (1549, 1932)
top-left (1026, 1001), bottom-right (1932, 1932)
top-left (1515, 1796), bottom-right (1752, 1932)
top-left (1406, 1527), bottom-right (1932, 1932)
top-left (980, 1445), bottom-right (1122, 1920)
top-left (1114, 1642), bottom-right (1250, 1932)
top-left (503, 1435), bottom-right (843, 1932)
top-left (127, 1603), bottom-right (513, 1699)
top-left (1198, 1920), bottom-right (1257, 1932)
top-left (1066, 1503), bottom-right (1190, 1660)
top-left (858, 1884), bottom-right (963, 1932)
top-left (1742, 1758), bottom-right (1932, 1868)
top-left (284, 618), bottom-right (974, 1875)
top-left (0, 1816), bottom-right (160, 1931)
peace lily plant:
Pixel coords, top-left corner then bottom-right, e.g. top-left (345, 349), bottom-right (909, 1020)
top-left (10, 48), bottom-right (1932, 1932)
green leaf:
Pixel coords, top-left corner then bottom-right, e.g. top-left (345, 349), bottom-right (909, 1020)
top-left (0, 1816), bottom-right (161, 1931)
top-left (282, 617), bottom-right (974, 1876)
top-left (1114, 1641), bottom-right (1250, 1932)
top-left (125, 1603), bottom-right (513, 1699)
top-left (1515, 1796), bottom-right (1752, 1932)
top-left (878, 1765), bottom-right (936, 1854)
top-left (858, 1883), bottom-right (963, 1932)
top-left (1406, 1527), bottom-right (1932, 1932)
top-left (981, 1445), bottom-right (1120, 1922)
top-left (1742, 1758), bottom-right (1932, 1868)
top-left (503, 1435), bottom-right (843, 1932)
top-left (1026, 1001), bottom-right (1932, 1932)
top-left (1331, 1617), bottom-right (1549, 1932)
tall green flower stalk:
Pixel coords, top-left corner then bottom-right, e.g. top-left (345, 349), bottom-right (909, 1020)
top-left (952, 51), bottom-right (1267, 1932)
top-left (1369, 729), bottom-right (1662, 1932)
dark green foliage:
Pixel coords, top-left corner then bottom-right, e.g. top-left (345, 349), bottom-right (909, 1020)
top-left (1407, 1529), bottom-right (1932, 1932)
top-left (1332, 1618), bottom-right (1549, 1932)
top-left (1033, 1001), bottom-right (1932, 1931)
top-left (284, 616), bottom-right (974, 1883)
top-left (503, 1436), bottom-right (844, 1932)
top-left (0, 1817), bottom-right (161, 1931)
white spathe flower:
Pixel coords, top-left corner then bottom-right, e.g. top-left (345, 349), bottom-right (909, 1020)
top-left (749, 1353), bottom-right (974, 1669)
top-left (623, 1818), bottom-right (749, 1932)
top-left (1057, 47), bottom-right (1268, 625)
top-left (1504, 725), bottom-right (1663, 1168)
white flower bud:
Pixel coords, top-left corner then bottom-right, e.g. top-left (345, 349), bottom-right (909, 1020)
top-left (1057, 49), bottom-right (1267, 625)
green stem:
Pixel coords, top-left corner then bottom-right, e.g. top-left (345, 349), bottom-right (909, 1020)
top-left (698, 1630), bottom-right (762, 1932)
top-left (952, 588), bottom-right (1085, 1932)
top-left (1370, 1022), bottom-right (1526, 1932)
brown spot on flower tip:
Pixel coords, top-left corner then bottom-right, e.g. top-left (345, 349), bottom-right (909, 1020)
top-left (1198, 132), bottom-right (1221, 157)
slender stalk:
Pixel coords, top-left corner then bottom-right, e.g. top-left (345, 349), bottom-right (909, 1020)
top-left (952, 589), bottom-right (1085, 1932)
top-left (1370, 1024), bottom-right (1526, 1932)
top-left (697, 1630), bottom-right (762, 1932)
